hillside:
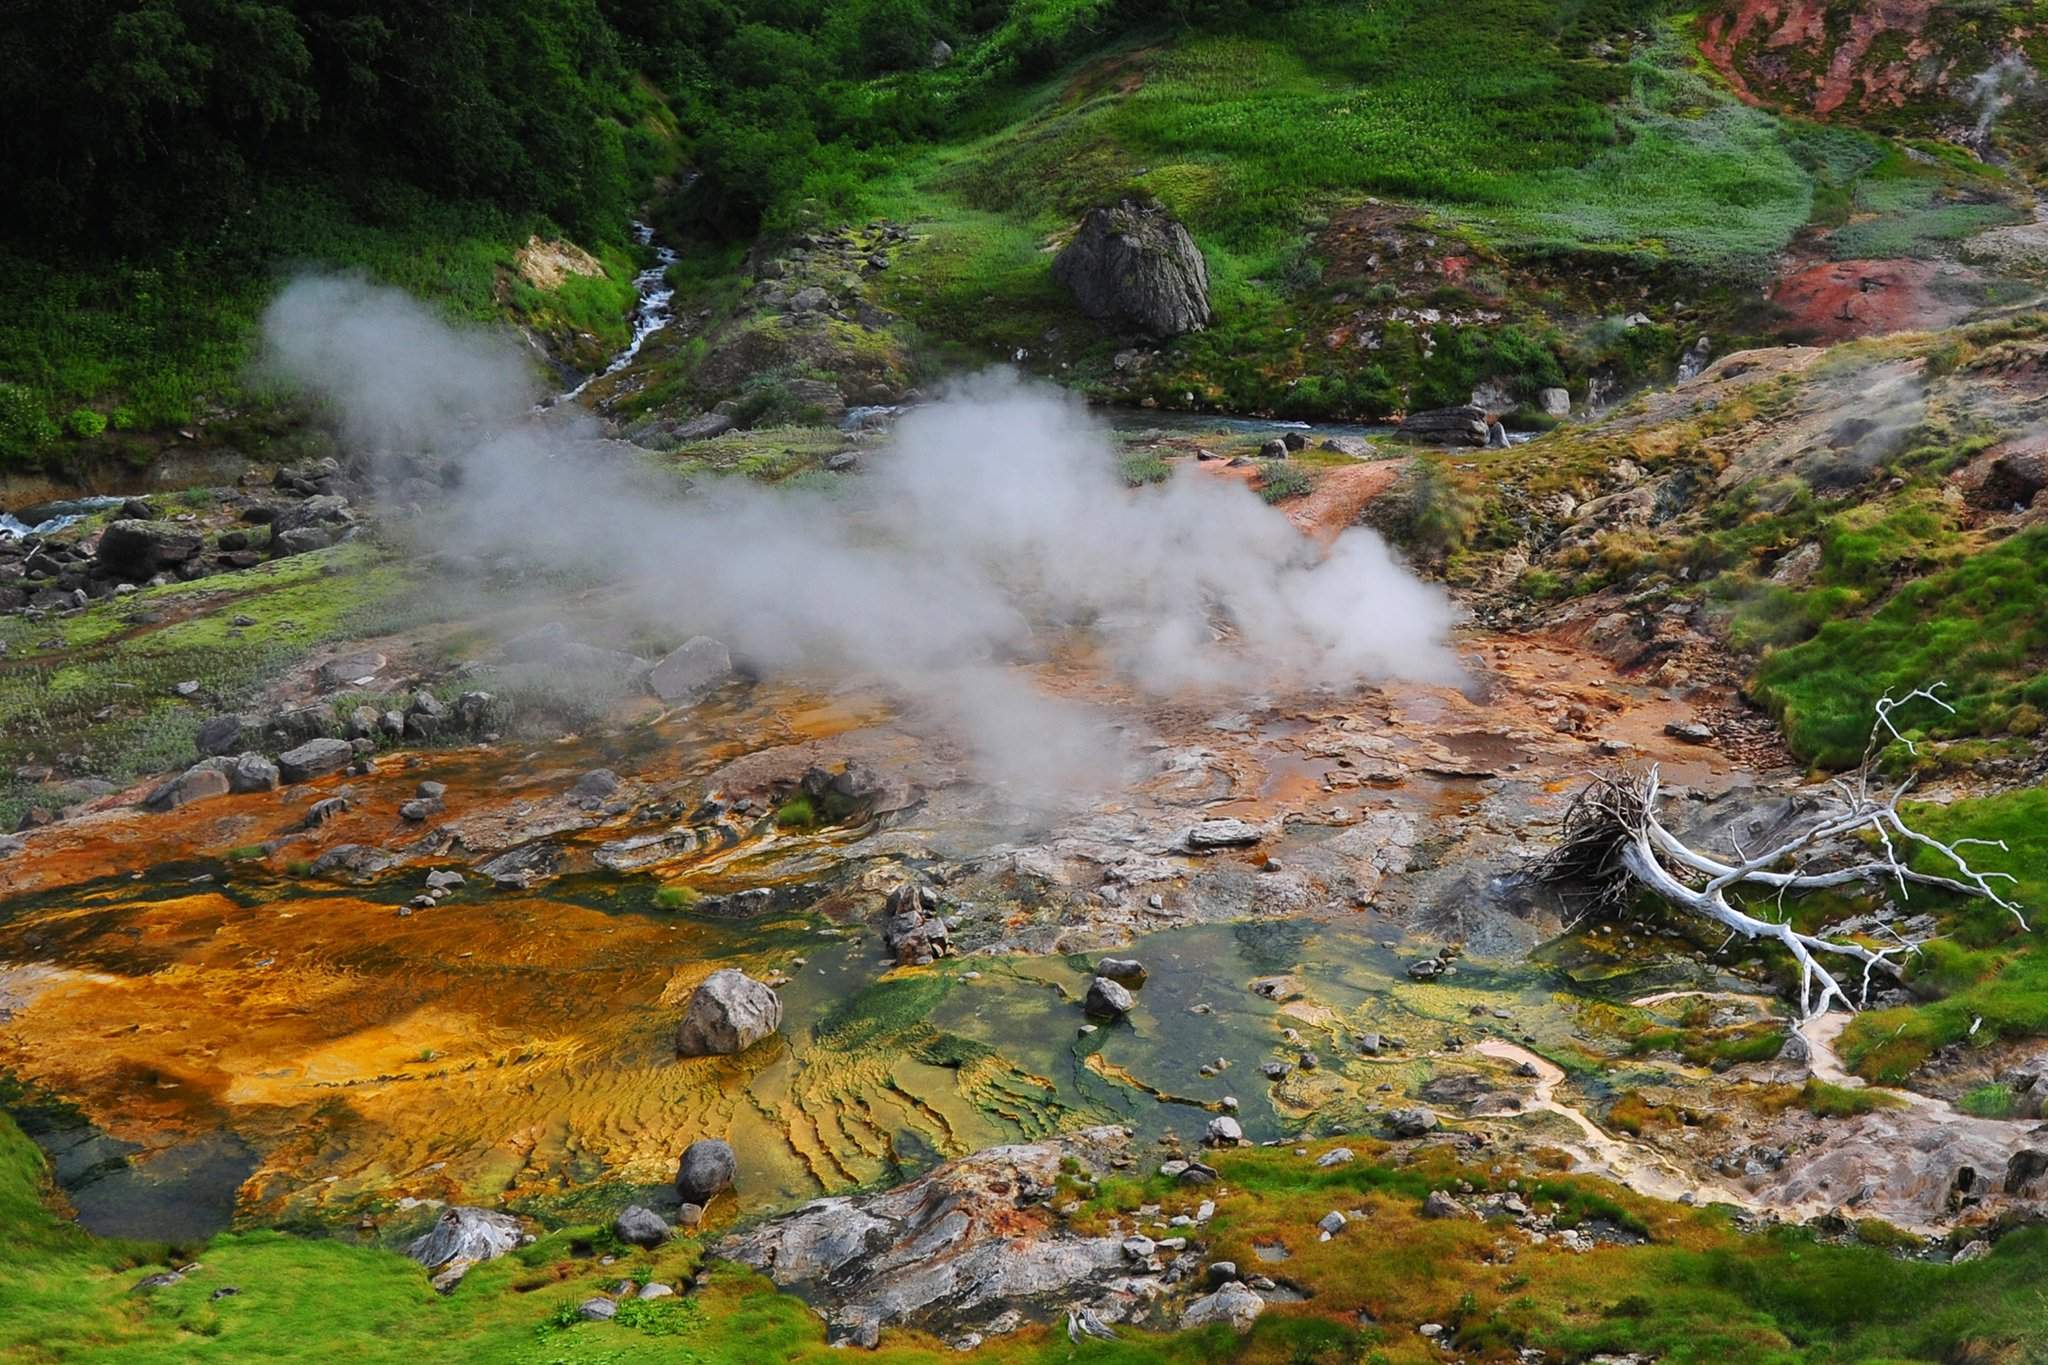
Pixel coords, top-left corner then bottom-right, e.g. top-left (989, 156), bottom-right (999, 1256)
top-left (5, 4), bottom-right (2048, 1364)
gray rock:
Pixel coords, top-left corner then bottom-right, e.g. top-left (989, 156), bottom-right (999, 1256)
top-left (315, 651), bottom-right (387, 690)
top-left (96, 520), bottom-right (203, 577)
top-left (144, 763), bottom-right (231, 812)
top-left (405, 1205), bottom-right (521, 1278)
top-left (676, 1138), bottom-right (738, 1206)
top-left (195, 714), bottom-right (246, 757)
top-left (570, 768), bottom-right (621, 800)
top-left (613, 1205), bottom-right (672, 1248)
top-left (1399, 405), bottom-right (1489, 446)
top-left (1260, 438), bottom-right (1289, 459)
top-left (310, 844), bottom-right (394, 881)
top-left (648, 637), bottom-right (733, 705)
top-left (278, 738), bottom-right (353, 783)
top-left (929, 38), bottom-right (953, 67)
top-left (637, 1281), bottom-right (675, 1299)
top-left (425, 869), bottom-right (466, 891)
top-left (675, 968), bottom-right (784, 1056)
top-left (1083, 975), bottom-right (1135, 1019)
top-left (1388, 1107), bottom-right (1439, 1137)
top-left (272, 526), bottom-right (339, 557)
top-left (1179, 818), bottom-right (1263, 851)
top-left (1317, 1210), bottom-right (1347, 1235)
top-left (1421, 1190), bottom-right (1465, 1219)
top-left (1539, 387), bottom-right (1571, 418)
top-left (1665, 719), bottom-right (1715, 745)
top-left (718, 1125), bottom-right (1135, 1341)
top-left (1095, 957), bottom-right (1147, 988)
top-left (1052, 199), bottom-right (1212, 338)
top-left (1180, 1281), bottom-right (1264, 1332)
top-left (674, 412), bottom-right (736, 442)
top-left (576, 1297), bottom-right (617, 1321)
top-left (1678, 334), bottom-right (1713, 382)
top-left (227, 753), bottom-right (280, 793)
top-left (1315, 1147), bottom-right (1354, 1168)
top-left (1205, 1116), bottom-right (1243, 1147)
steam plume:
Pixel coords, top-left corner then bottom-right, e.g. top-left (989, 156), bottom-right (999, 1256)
top-left (260, 274), bottom-right (1460, 797)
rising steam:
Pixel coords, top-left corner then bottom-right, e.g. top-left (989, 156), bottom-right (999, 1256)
top-left (260, 274), bottom-right (1459, 796)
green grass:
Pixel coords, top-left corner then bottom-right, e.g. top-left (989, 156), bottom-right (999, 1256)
top-left (1751, 526), bottom-right (2048, 766)
top-left (1838, 788), bottom-right (2048, 1081)
top-left (1254, 459), bottom-right (1312, 503)
top-left (0, 182), bottom-right (640, 465)
top-left (0, 542), bottom-right (434, 826)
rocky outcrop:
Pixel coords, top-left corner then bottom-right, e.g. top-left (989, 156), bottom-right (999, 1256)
top-left (278, 738), bottom-right (353, 784)
top-left (717, 1125), bottom-right (1157, 1347)
top-left (405, 1206), bottom-right (522, 1291)
top-left (615, 1205), bottom-right (672, 1248)
top-left (881, 880), bottom-right (952, 966)
top-left (648, 636), bottom-right (733, 704)
top-left (1399, 406), bottom-right (1489, 445)
top-left (675, 968), bottom-right (783, 1056)
top-left (95, 520), bottom-right (204, 578)
top-left (1053, 200), bottom-right (1212, 338)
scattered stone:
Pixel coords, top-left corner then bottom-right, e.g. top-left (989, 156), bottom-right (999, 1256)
top-left (570, 768), bottom-right (621, 801)
top-left (1664, 720), bottom-right (1715, 745)
top-left (1083, 975), bottom-right (1135, 1019)
top-left (637, 1282), bottom-right (675, 1300)
top-left (315, 651), bottom-right (387, 690)
top-left (882, 880), bottom-right (953, 966)
top-left (676, 968), bottom-right (784, 1056)
top-left (1317, 1210), bottom-right (1347, 1236)
top-left (1422, 1190), bottom-right (1465, 1219)
top-left (676, 1138), bottom-right (738, 1206)
top-left (1180, 1281), bottom-right (1264, 1332)
top-left (1179, 818), bottom-right (1263, 851)
top-left (1388, 1107), bottom-right (1439, 1138)
top-left (1400, 405), bottom-right (1489, 445)
top-left (195, 714), bottom-right (246, 757)
top-left (1316, 1147), bottom-right (1354, 1168)
top-left (96, 520), bottom-right (203, 577)
top-left (1095, 957), bottom-right (1148, 988)
top-left (576, 1297), bottom-right (617, 1321)
top-left (278, 737), bottom-right (354, 784)
top-left (1204, 1116), bottom-right (1243, 1147)
top-left (613, 1205), bottom-right (672, 1248)
top-left (143, 763), bottom-right (231, 812)
top-left (227, 753), bottom-right (280, 793)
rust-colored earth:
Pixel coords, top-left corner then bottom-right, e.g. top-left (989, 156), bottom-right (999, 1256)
top-left (1769, 256), bottom-right (1978, 342)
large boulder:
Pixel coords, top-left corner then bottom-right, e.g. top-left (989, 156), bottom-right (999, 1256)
top-left (195, 714), bottom-right (247, 757)
top-left (227, 753), bottom-right (280, 793)
top-left (1181, 1281), bottom-right (1265, 1332)
top-left (1083, 976), bottom-right (1135, 1020)
top-left (676, 1138), bottom-right (738, 1206)
top-left (675, 968), bottom-right (784, 1056)
top-left (278, 737), bottom-right (353, 784)
top-left (406, 1206), bottom-right (521, 1291)
top-left (648, 636), bottom-right (733, 705)
top-left (1052, 199), bottom-right (1212, 338)
top-left (96, 520), bottom-right (203, 578)
top-left (1399, 406), bottom-right (1489, 445)
top-left (143, 763), bottom-right (231, 812)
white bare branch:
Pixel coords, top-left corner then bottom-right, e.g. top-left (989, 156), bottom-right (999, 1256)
top-left (1524, 687), bottom-right (2028, 1021)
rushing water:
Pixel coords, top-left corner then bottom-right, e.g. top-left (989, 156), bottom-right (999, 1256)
top-left (551, 221), bottom-right (680, 406)
top-left (0, 495), bottom-right (127, 540)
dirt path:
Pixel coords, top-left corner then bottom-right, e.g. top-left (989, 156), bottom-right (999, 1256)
top-left (1282, 459), bottom-right (1405, 544)
top-left (1472, 1037), bottom-right (1759, 1209)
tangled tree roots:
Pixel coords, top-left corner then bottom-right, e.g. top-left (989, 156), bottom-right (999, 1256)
top-left (1524, 687), bottom-right (2026, 1021)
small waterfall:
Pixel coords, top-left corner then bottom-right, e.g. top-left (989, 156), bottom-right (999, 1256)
top-left (550, 221), bottom-right (679, 407)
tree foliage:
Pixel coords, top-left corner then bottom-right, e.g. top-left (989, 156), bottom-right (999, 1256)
top-left (0, 0), bottom-right (648, 250)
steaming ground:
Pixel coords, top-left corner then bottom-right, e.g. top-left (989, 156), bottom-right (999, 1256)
top-left (262, 275), bottom-right (1460, 796)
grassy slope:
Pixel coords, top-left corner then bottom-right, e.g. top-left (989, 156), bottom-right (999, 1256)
top-left (7, 1111), bottom-right (2048, 1364)
top-left (0, 187), bottom-right (644, 467)
top-left (726, 2), bottom-right (2020, 420)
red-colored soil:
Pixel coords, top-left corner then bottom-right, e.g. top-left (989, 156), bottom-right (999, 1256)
top-left (1768, 257), bottom-right (1974, 342)
top-left (1698, 0), bottom-right (1945, 116)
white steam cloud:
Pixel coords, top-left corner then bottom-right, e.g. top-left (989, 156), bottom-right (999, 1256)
top-left (260, 274), bottom-right (1459, 798)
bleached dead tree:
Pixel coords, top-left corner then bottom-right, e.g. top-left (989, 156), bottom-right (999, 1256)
top-left (1526, 686), bottom-right (2026, 1021)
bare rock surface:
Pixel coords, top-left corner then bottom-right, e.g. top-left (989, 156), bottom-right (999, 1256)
top-left (1053, 200), bottom-right (1211, 338)
top-left (717, 1125), bottom-right (1153, 1345)
top-left (675, 968), bottom-right (784, 1056)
